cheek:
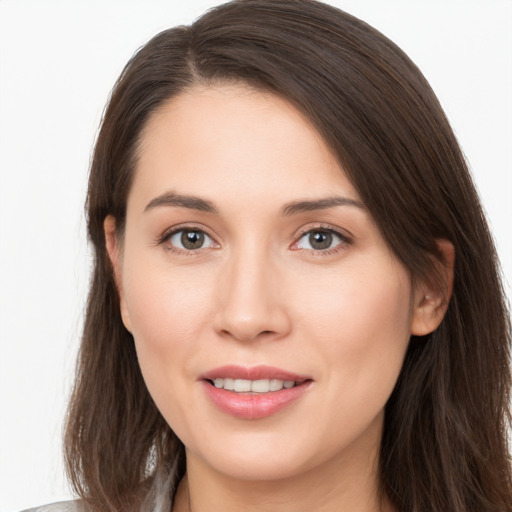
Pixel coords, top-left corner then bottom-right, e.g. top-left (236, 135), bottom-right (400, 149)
top-left (121, 261), bottom-right (221, 445)
top-left (123, 259), bottom-right (214, 347)
top-left (294, 258), bottom-right (413, 395)
top-left (298, 257), bottom-right (412, 342)
top-left (280, 259), bottom-right (413, 460)
top-left (120, 252), bottom-right (218, 406)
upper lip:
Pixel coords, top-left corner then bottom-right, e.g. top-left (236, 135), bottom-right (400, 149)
top-left (199, 365), bottom-right (311, 383)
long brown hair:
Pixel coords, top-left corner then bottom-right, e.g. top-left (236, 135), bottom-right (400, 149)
top-left (64, 1), bottom-right (512, 510)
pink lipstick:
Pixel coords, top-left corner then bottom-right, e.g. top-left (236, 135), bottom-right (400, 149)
top-left (200, 365), bottom-right (312, 420)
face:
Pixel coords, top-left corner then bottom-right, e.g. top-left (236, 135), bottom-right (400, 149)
top-left (107, 84), bottom-right (425, 483)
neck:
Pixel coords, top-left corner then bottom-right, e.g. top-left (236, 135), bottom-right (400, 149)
top-left (172, 416), bottom-right (394, 512)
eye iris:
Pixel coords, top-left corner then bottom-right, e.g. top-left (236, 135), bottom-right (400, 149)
top-left (309, 231), bottom-right (332, 250)
top-left (181, 230), bottom-right (205, 249)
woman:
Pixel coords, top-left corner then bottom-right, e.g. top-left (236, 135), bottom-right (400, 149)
top-left (23, 0), bottom-right (511, 511)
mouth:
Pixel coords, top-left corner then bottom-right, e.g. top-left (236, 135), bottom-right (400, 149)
top-left (200, 365), bottom-right (312, 419)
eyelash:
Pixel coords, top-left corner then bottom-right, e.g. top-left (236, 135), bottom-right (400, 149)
top-left (157, 225), bottom-right (218, 255)
top-left (157, 224), bottom-right (353, 256)
top-left (292, 224), bottom-right (353, 256)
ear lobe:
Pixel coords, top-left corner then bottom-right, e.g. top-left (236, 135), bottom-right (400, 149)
top-left (411, 239), bottom-right (455, 336)
top-left (104, 215), bottom-right (132, 333)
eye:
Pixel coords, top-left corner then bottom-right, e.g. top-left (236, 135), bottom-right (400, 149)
top-left (166, 229), bottom-right (216, 251)
top-left (295, 229), bottom-right (347, 251)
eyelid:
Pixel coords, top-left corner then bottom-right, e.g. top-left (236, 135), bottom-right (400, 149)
top-left (157, 223), bottom-right (220, 252)
top-left (290, 223), bottom-right (353, 252)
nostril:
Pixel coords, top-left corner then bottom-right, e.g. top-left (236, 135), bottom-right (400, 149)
top-left (218, 328), bottom-right (276, 340)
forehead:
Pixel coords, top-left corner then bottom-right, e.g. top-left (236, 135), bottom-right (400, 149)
top-left (130, 84), bottom-right (361, 212)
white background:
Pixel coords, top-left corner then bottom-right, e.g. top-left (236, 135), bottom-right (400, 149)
top-left (0, 1), bottom-right (511, 510)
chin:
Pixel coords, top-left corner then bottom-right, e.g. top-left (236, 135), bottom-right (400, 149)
top-left (184, 426), bottom-right (341, 483)
top-left (202, 449), bottom-right (315, 482)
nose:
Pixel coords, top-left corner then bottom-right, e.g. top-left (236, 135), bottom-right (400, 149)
top-left (213, 248), bottom-right (292, 343)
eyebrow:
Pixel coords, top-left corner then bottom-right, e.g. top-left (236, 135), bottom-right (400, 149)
top-left (282, 196), bottom-right (365, 215)
top-left (144, 192), bottom-right (218, 214)
top-left (144, 192), bottom-right (365, 216)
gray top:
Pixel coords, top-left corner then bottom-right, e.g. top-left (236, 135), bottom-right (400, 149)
top-left (21, 501), bottom-right (80, 512)
top-left (21, 459), bottom-right (180, 512)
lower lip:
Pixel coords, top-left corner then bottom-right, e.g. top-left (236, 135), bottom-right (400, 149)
top-left (201, 380), bottom-right (311, 420)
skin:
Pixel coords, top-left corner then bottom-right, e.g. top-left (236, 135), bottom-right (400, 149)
top-left (105, 84), bottom-right (453, 512)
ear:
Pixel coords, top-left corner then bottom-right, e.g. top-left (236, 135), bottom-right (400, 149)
top-left (104, 215), bottom-right (132, 333)
top-left (411, 239), bottom-right (455, 336)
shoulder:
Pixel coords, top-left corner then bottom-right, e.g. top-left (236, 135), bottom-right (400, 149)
top-left (20, 500), bottom-right (82, 512)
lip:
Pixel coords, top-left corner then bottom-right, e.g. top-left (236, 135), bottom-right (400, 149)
top-left (200, 365), bottom-right (312, 420)
top-left (200, 364), bottom-right (310, 382)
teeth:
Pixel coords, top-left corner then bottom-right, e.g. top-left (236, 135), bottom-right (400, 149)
top-left (269, 379), bottom-right (283, 391)
top-left (234, 379), bottom-right (252, 392)
top-left (212, 378), bottom-right (298, 393)
top-left (251, 379), bottom-right (270, 393)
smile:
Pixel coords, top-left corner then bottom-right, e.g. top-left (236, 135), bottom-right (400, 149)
top-left (200, 365), bottom-right (312, 420)
top-left (210, 378), bottom-right (298, 393)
